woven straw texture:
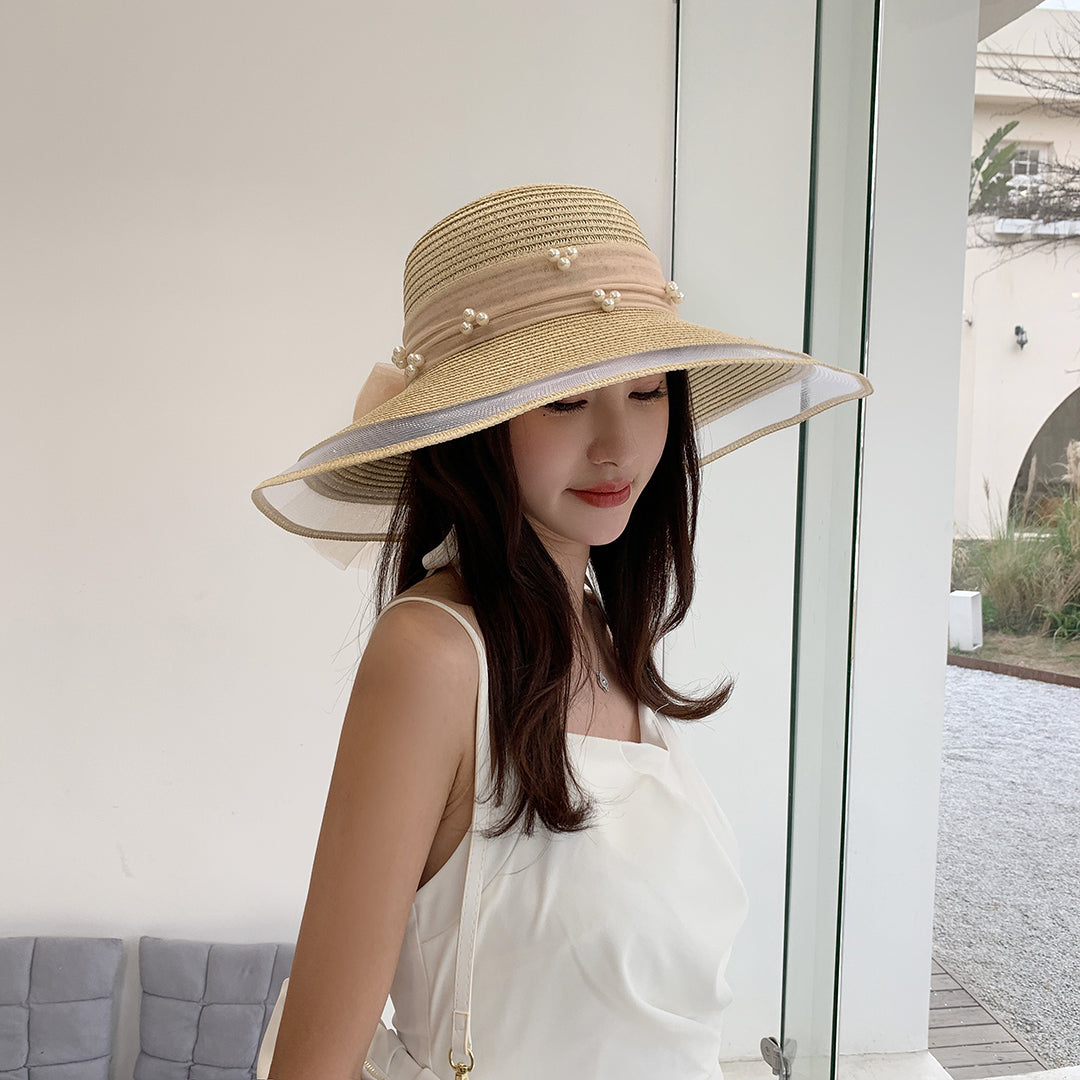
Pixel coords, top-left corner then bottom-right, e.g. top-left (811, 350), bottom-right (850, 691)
top-left (403, 185), bottom-right (648, 317)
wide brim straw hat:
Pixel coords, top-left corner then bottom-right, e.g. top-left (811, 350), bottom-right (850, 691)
top-left (253, 183), bottom-right (872, 568)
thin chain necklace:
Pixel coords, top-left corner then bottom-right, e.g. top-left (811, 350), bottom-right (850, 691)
top-left (583, 583), bottom-right (610, 692)
top-left (587, 624), bottom-right (610, 693)
top-left (578, 641), bottom-right (610, 693)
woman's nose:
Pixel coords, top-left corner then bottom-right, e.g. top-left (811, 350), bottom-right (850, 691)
top-left (586, 402), bottom-right (636, 466)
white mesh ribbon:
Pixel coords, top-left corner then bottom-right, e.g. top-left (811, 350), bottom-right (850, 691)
top-left (255, 345), bottom-right (869, 569)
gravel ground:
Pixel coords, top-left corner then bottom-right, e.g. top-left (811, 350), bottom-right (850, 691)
top-left (934, 665), bottom-right (1080, 1069)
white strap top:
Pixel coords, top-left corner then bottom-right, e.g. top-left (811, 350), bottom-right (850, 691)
top-left (382, 593), bottom-right (750, 1080)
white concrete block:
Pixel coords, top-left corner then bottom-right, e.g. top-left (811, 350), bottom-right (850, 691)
top-left (949, 590), bottom-right (984, 651)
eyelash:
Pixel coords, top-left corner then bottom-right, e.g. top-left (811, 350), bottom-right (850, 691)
top-left (543, 386), bottom-right (668, 414)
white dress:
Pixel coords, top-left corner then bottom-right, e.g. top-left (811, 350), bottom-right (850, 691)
top-left (384, 595), bottom-right (750, 1080)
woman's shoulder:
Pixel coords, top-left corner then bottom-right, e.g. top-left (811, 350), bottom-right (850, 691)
top-left (366, 569), bottom-right (482, 679)
top-left (353, 572), bottom-right (481, 751)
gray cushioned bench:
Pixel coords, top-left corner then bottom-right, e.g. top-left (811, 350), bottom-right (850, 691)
top-left (1, 936), bottom-right (294, 1080)
top-left (134, 938), bottom-right (293, 1080)
top-left (0, 936), bottom-right (124, 1080)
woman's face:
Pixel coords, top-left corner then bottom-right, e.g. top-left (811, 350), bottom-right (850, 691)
top-left (507, 373), bottom-right (670, 552)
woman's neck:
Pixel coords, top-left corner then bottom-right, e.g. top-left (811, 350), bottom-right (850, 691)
top-left (525, 519), bottom-right (591, 618)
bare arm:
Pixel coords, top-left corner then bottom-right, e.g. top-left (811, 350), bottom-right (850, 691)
top-left (267, 601), bottom-right (478, 1080)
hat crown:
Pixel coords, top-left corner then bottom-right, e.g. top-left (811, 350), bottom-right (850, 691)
top-left (402, 184), bottom-right (650, 319)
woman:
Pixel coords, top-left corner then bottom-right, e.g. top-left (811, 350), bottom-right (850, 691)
top-left (251, 184), bottom-right (872, 1080)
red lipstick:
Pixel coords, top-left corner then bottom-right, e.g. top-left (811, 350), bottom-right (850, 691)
top-left (568, 483), bottom-right (632, 508)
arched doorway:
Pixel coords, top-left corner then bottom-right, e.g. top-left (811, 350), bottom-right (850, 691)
top-left (1009, 386), bottom-right (1080, 522)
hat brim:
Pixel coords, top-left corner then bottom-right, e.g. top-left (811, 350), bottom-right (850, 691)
top-left (252, 307), bottom-right (871, 549)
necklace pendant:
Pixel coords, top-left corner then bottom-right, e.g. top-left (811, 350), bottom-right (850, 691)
top-left (596, 669), bottom-right (610, 693)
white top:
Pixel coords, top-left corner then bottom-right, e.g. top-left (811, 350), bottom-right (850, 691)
top-left (383, 594), bottom-right (750, 1080)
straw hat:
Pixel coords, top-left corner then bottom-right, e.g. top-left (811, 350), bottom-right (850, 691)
top-left (252, 183), bottom-right (872, 566)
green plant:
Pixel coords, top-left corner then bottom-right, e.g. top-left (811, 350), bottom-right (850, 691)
top-left (1044, 441), bottom-right (1080, 563)
top-left (1034, 602), bottom-right (1080, 640)
top-left (956, 479), bottom-right (1055, 633)
top-left (969, 121), bottom-right (1020, 214)
top-left (953, 475), bottom-right (1080, 637)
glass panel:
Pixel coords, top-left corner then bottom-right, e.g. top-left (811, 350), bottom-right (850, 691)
top-left (673, 0), bottom-right (875, 1072)
top-left (671, 0), bottom-right (819, 1067)
top-left (783, 1), bottom-right (878, 1078)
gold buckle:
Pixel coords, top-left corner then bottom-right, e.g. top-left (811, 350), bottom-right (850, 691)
top-left (448, 1046), bottom-right (475, 1078)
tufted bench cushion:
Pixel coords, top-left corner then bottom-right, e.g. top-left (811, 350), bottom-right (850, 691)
top-left (134, 937), bottom-right (293, 1080)
top-left (0, 935), bottom-right (124, 1080)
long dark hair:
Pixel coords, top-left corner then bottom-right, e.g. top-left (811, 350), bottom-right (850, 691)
top-left (374, 369), bottom-right (733, 838)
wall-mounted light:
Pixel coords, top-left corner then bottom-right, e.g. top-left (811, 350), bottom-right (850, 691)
top-left (1015, 325), bottom-right (1028, 349)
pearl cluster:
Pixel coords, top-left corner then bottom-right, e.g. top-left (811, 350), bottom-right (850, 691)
top-left (391, 345), bottom-right (425, 378)
top-left (665, 280), bottom-right (685, 303)
top-left (459, 307), bottom-right (490, 335)
top-left (592, 288), bottom-right (621, 313)
top-left (548, 246), bottom-right (578, 271)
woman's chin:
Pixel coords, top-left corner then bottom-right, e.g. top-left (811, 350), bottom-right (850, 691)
top-left (525, 516), bottom-right (630, 554)
top-left (577, 514), bottom-right (635, 548)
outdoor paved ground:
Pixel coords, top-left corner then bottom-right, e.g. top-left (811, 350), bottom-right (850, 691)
top-left (933, 665), bottom-right (1080, 1070)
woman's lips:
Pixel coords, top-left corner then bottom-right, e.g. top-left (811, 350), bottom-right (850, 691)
top-left (567, 484), bottom-right (632, 508)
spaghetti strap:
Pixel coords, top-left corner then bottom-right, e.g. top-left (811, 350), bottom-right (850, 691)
top-left (379, 593), bottom-right (492, 1067)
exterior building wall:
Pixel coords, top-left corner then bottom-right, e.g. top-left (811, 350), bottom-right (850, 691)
top-left (958, 8), bottom-right (1080, 535)
top-left (959, 232), bottom-right (1080, 533)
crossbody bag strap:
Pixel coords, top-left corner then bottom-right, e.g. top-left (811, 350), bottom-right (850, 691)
top-left (382, 595), bottom-right (492, 1075)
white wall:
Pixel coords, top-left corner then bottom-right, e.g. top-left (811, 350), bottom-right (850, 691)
top-left (0, 3), bottom-right (678, 1076)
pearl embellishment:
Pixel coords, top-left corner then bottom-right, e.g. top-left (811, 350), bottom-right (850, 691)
top-left (548, 246), bottom-right (578, 271)
top-left (665, 280), bottom-right (685, 303)
top-left (392, 347), bottom-right (425, 379)
top-left (592, 288), bottom-right (620, 313)
top-left (459, 308), bottom-right (490, 335)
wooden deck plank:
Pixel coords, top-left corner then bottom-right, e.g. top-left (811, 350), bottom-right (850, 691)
top-left (928, 954), bottom-right (1047, 1075)
top-left (946, 1061), bottom-right (1042, 1079)
top-left (929, 1023), bottom-right (1021, 1048)
top-left (931, 988), bottom-right (979, 1008)
top-left (933, 1046), bottom-right (1043, 1068)
top-left (930, 1004), bottom-right (999, 1028)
